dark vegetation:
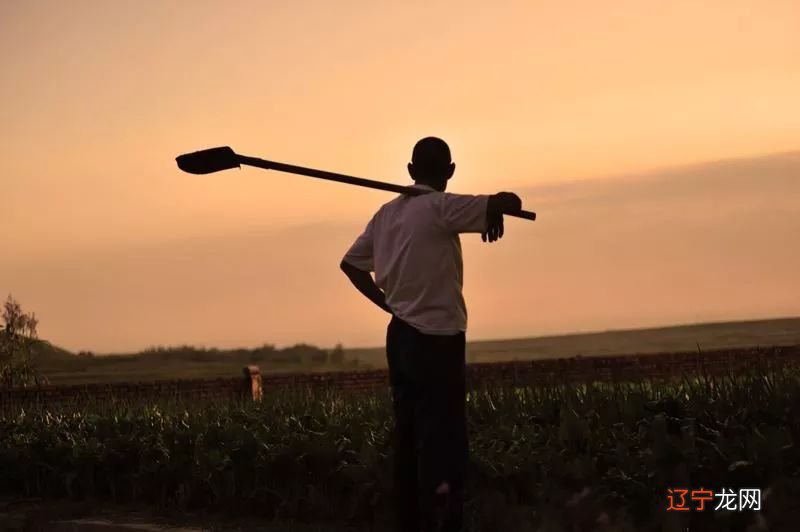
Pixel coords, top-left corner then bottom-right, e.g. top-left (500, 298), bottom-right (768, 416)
top-left (2, 361), bottom-right (800, 531)
top-left (3, 293), bottom-right (800, 530)
top-left (8, 286), bottom-right (799, 386)
top-left (34, 343), bottom-right (354, 386)
top-left (0, 295), bottom-right (47, 389)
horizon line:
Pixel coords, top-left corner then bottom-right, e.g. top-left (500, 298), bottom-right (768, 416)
top-left (53, 314), bottom-right (800, 356)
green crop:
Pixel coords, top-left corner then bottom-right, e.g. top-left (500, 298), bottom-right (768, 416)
top-left (2, 359), bottom-right (800, 531)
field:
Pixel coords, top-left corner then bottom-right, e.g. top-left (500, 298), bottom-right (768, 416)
top-left (30, 317), bottom-right (800, 385)
top-left (5, 318), bottom-right (800, 530)
top-left (30, 343), bottom-right (361, 386)
top-left (3, 356), bottom-right (800, 531)
top-left (350, 317), bottom-right (800, 367)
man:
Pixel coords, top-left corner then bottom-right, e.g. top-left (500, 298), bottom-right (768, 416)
top-left (340, 137), bottom-right (523, 532)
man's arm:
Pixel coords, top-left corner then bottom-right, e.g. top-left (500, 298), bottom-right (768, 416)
top-left (340, 216), bottom-right (391, 313)
top-left (340, 260), bottom-right (393, 315)
top-left (439, 191), bottom-right (523, 243)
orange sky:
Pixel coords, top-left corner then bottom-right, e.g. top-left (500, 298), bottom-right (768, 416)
top-left (2, 1), bottom-right (799, 353)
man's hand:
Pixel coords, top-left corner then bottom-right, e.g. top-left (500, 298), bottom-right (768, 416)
top-left (482, 192), bottom-right (520, 243)
top-left (487, 192), bottom-right (523, 215)
top-left (482, 212), bottom-right (504, 243)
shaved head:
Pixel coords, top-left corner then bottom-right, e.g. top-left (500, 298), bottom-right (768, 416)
top-left (412, 137), bottom-right (451, 168)
top-left (408, 137), bottom-right (456, 189)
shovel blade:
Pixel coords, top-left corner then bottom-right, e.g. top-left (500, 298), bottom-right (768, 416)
top-left (176, 146), bottom-right (240, 174)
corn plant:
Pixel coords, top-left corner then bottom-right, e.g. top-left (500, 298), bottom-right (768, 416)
top-left (1, 356), bottom-right (800, 531)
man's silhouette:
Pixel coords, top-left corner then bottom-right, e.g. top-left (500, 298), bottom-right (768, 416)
top-left (340, 137), bottom-right (523, 532)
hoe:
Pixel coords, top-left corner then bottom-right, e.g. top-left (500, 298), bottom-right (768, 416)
top-left (176, 146), bottom-right (536, 221)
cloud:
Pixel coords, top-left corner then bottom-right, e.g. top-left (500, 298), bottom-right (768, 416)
top-left (524, 150), bottom-right (800, 210)
top-left (4, 151), bottom-right (799, 352)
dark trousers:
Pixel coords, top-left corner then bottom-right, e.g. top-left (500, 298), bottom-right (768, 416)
top-left (386, 316), bottom-right (469, 532)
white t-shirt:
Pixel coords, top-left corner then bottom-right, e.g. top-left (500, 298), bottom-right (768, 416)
top-left (342, 184), bottom-right (489, 335)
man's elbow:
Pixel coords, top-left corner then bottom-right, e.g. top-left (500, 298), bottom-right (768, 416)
top-left (340, 259), bottom-right (364, 277)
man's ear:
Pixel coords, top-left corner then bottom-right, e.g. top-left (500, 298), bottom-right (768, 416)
top-left (407, 162), bottom-right (416, 180)
top-left (445, 162), bottom-right (456, 180)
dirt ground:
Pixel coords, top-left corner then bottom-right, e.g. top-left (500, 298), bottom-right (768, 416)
top-left (0, 498), bottom-right (368, 532)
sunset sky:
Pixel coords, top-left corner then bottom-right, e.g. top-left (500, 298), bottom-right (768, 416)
top-left (2, 1), bottom-right (799, 353)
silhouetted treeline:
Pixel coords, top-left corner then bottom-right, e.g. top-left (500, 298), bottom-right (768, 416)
top-left (87, 342), bottom-right (348, 366)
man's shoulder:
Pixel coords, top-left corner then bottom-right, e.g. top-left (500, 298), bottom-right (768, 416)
top-left (380, 192), bottom-right (445, 218)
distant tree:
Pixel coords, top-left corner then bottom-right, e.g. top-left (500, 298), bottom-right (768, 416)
top-left (329, 343), bottom-right (345, 365)
top-left (250, 343), bottom-right (276, 363)
top-left (0, 294), bottom-right (46, 388)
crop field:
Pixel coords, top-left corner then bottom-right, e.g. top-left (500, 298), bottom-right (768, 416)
top-left (349, 317), bottom-right (800, 367)
top-left (3, 350), bottom-right (800, 531)
top-left (29, 317), bottom-right (800, 385)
